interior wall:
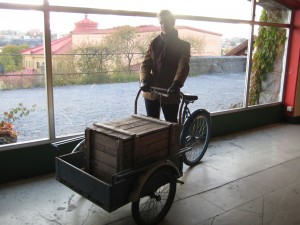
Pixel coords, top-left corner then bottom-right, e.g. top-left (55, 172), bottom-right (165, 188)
top-left (284, 9), bottom-right (300, 117)
top-left (294, 53), bottom-right (300, 116)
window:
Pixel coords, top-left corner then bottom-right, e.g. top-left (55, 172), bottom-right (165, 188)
top-left (248, 1), bottom-right (290, 106)
top-left (0, 9), bottom-right (48, 145)
top-left (0, 0), bottom-right (292, 146)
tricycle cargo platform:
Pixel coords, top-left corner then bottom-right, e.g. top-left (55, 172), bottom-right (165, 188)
top-left (56, 151), bottom-right (139, 212)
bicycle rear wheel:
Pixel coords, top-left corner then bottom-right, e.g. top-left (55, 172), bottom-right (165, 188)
top-left (180, 109), bottom-right (211, 166)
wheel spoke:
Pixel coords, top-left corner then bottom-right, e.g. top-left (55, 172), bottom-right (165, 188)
top-left (137, 183), bottom-right (171, 221)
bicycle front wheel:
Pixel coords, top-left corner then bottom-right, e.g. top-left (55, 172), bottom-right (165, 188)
top-left (180, 109), bottom-right (211, 166)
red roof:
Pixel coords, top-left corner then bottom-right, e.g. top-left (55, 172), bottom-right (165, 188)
top-left (22, 15), bottom-right (222, 55)
top-left (21, 35), bottom-right (72, 54)
top-left (73, 14), bottom-right (99, 33)
top-left (176, 26), bottom-right (222, 36)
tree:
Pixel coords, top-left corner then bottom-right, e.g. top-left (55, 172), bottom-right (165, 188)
top-left (0, 44), bottom-right (29, 72)
top-left (0, 55), bottom-right (17, 72)
top-left (73, 40), bottom-right (112, 82)
top-left (108, 26), bottom-right (143, 73)
top-left (184, 36), bottom-right (206, 55)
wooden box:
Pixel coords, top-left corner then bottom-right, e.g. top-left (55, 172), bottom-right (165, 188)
top-left (84, 114), bottom-right (180, 183)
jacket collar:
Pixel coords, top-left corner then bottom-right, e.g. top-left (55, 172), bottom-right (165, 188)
top-left (160, 29), bottom-right (178, 43)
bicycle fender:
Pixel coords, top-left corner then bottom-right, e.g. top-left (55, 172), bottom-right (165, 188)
top-left (128, 160), bottom-right (180, 202)
top-left (191, 109), bottom-right (212, 124)
top-left (193, 108), bottom-right (210, 115)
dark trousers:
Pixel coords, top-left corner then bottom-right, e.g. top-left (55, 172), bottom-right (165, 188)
top-left (144, 98), bottom-right (179, 123)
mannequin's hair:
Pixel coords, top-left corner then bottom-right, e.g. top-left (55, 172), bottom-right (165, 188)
top-left (157, 10), bottom-right (175, 25)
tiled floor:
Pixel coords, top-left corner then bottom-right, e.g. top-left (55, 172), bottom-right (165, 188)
top-left (0, 123), bottom-right (300, 225)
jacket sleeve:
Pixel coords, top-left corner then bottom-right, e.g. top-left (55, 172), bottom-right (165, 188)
top-left (174, 41), bottom-right (191, 87)
top-left (140, 45), bottom-right (153, 82)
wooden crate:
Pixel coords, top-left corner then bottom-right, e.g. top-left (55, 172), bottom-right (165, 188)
top-left (84, 114), bottom-right (180, 183)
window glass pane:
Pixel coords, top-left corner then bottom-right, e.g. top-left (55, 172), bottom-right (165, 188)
top-left (255, 0), bottom-right (291, 24)
top-left (248, 25), bottom-right (289, 106)
top-left (50, 13), bottom-right (153, 137)
top-left (181, 21), bottom-right (250, 113)
top-left (0, 9), bottom-right (48, 145)
top-left (0, 0), bottom-right (42, 4)
top-left (48, 12), bottom-right (251, 138)
top-left (49, 0), bottom-right (252, 20)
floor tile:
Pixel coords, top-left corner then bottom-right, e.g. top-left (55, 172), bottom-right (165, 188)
top-left (263, 182), bottom-right (300, 225)
top-left (162, 195), bottom-right (224, 225)
top-left (211, 198), bottom-right (263, 225)
top-left (247, 164), bottom-right (297, 191)
top-left (177, 163), bottom-right (235, 199)
top-left (201, 177), bottom-right (272, 211)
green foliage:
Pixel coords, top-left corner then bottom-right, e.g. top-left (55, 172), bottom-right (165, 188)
top-left (0, 44), bottom-right (29, 72)
top-left (0, 103), bottom-right (36, 142)
top-left (249, 9), bottom-right (287, 105)
top-left (0, 55), bottom-right (18, 72)
top-left (108, 26), bottom-right (144, 73)
top-left (184, 35), bottom-right (205, 55)
top-left (2, 103), bottom-right (36, 124)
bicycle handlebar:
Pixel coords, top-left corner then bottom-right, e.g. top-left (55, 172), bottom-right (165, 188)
top-left (134, 86), bottom-right (183, 115)
top-left (134, 87), bottom-right (195, 127)
top-left (134, 87), bottom-right (169, 114)
top-left (149, 87), bottom-right (169, 98)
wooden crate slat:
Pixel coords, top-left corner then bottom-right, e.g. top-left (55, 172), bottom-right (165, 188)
top-left (106, 117), bottom-right (143, 127)
top-left (91, 141), bottom-right (118, 157)
top-left (91, 158), bottom-right (116, 175)
top-left (92, 131), bottom-right (125, 149)
top-left (138, 129), bottom-right (169, 147)
top-left (134, 149), bottom-right (169, 167)
top-left (131, 114), bottom-right (174, 126)
top-left (93, 122), bottom-right (136, 136)
top-left (90, 149), bottom-right (118, 169)
top-left (92, 137), bottom-right (132, 156)
top-left (128, 123), bottom-right (167, 135)
top-left (114, 120), bottom-right (151, 131)
top-left (138, 139), bottom-right (169, 158)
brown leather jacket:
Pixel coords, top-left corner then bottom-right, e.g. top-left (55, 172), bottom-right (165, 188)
top-left (140, 30), bottom-right (191, 104)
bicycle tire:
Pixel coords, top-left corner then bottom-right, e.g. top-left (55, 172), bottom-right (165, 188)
top-left (180, 109), bottom-right (211, 166)
top-left (131, 168), bottom-right (177, 225)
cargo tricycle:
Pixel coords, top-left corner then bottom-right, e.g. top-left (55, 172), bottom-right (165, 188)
top-left (54, 87), bottom-right (211, 225)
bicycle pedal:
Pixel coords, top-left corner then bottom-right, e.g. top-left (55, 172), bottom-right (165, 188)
top-left (177, 180), bottom-right (184, 185)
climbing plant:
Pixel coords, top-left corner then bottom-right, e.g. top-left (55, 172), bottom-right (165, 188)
top-left (249, 9), bottom-right (287, 105)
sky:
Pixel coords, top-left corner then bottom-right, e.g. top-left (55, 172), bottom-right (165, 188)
top-left (0, 0), bottom-right (261, 38)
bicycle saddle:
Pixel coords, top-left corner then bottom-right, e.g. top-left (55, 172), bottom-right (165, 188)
top-left (181, 93), bottom-right (198, 101)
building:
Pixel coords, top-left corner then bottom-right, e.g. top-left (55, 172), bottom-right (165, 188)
top-left (21, 15), bottom-right (222, 73)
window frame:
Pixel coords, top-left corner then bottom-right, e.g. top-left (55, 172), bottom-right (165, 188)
top-left (0, 0), bottom-right (293, 150)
